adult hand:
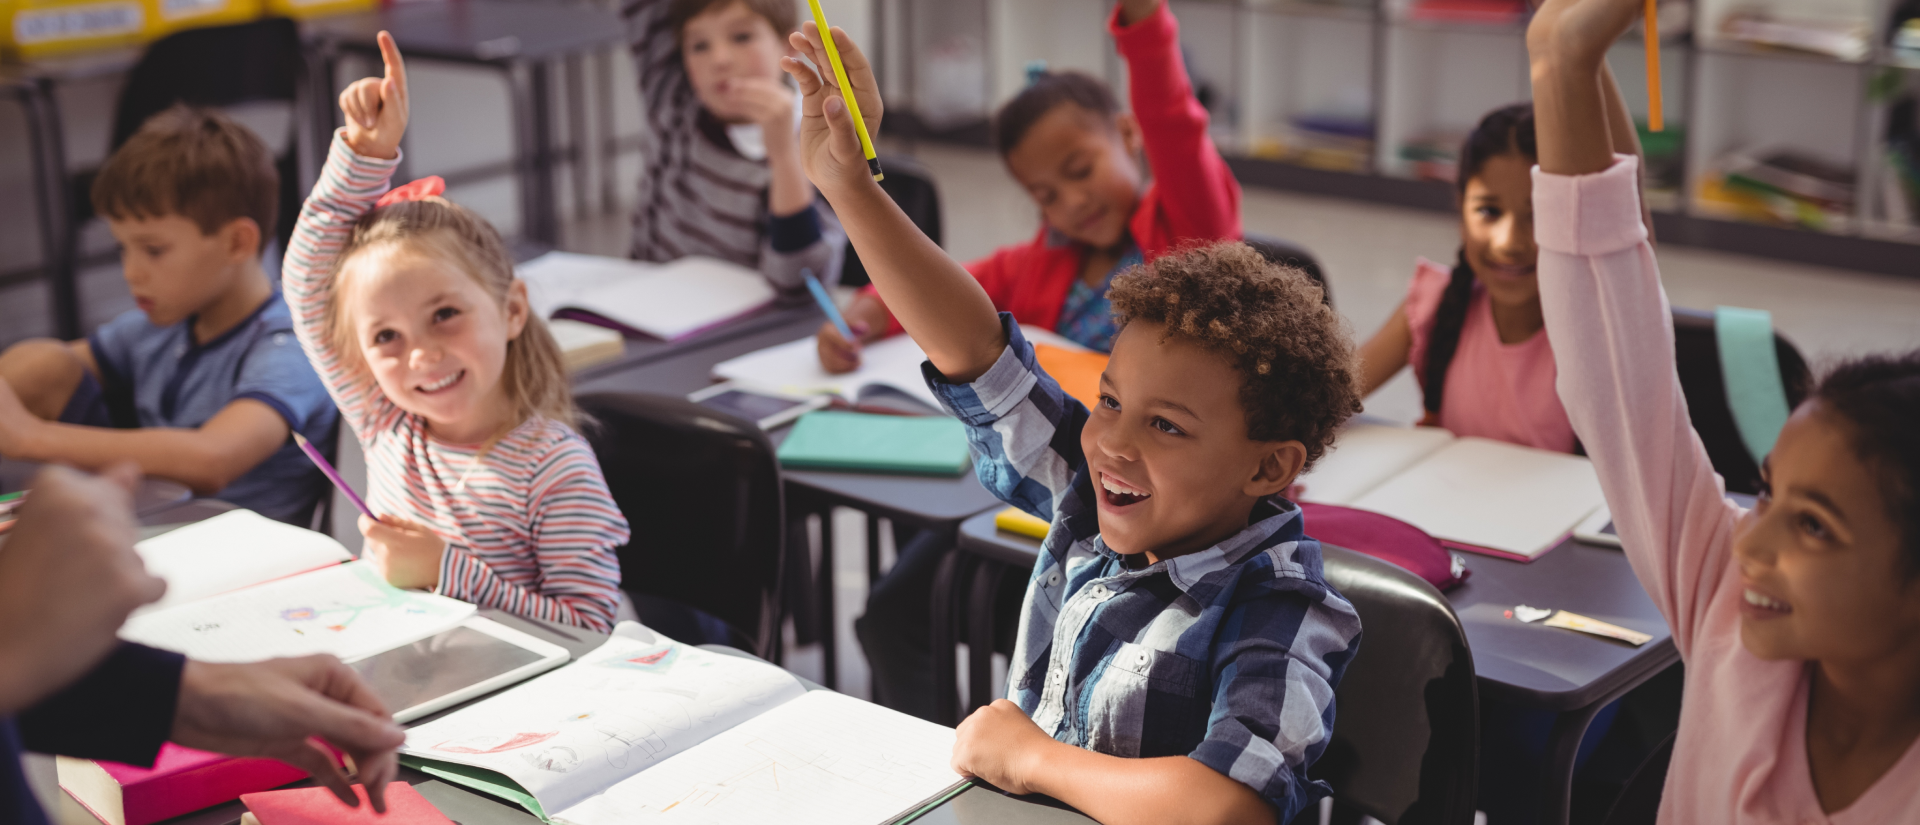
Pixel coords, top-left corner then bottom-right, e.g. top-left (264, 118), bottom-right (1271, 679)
top-left (0, 464), bottom-right (162, 713)
top-left (173, 656), bottom-right (404, 812)
top-left (359, 514), bottom-right (446, 590)
top-left (779, 22), bottom-right (883, 199)
top-left (950, 699), bottom-right (1057, 795)
top-left (816, 319), bottom-right (868, 374)
top-left (339, 31), bottom-right (410, 161)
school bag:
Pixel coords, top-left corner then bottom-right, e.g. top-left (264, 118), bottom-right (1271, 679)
top-left (1301, 502), bottom-right (1469, 591)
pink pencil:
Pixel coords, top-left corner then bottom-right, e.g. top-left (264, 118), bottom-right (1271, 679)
top-left (291, 432), bottom-right (376, 521)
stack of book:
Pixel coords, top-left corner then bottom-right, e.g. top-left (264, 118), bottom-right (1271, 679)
top-left (1719, 11), bottom-right (1870, 61)
top-left (1256, 114), bottom-right (1375, 172)
top-left (1697, 148), bottom-right (1856, 232)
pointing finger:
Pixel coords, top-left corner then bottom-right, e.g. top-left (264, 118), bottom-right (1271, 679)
top-left (376, 31), bottom-right (407, 105)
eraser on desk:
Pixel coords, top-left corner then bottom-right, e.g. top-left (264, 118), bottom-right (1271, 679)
top-left (242, 782), bottom-right (453, 825)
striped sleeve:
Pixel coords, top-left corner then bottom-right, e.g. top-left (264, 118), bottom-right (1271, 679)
top-left (926, 314), bottom-right (1089, 523)
top-left (282, 131), bottom-right (404, 442)
top-left (435, 432), bottom-right (629, 632)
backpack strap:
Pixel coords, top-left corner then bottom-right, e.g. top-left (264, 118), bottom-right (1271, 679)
top-left (1714, 306), bottom-right (1791, 466)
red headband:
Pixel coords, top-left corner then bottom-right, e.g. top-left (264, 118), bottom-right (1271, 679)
top-left (376, 175), bottom-right (447, 208)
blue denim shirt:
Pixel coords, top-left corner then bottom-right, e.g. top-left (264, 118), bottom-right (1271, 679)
top-left (925, 315), bottom-right (1362, 820)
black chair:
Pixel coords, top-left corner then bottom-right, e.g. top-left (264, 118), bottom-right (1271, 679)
top-left (1309, 545), bottom-right (1478, 825)
top-left (576, 392), bottom-right (786, 660)
top-left (1670, 308), bottom-right (1813, 496)
top-left (1244, 231), bottom-right (1331, 307)
top-left (1599, 731), bottom-right (1675, 825)
top-left (838, 153), bottom-right (943, 287)
top-left (75, 18), bottom-right (305, 253)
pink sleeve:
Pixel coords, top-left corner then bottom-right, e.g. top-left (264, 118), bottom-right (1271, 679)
top-left (1110, 2), bottom-right (1241, 242)
top-left (1534, 155), bottom-right (1744, 660)
top-left (282, 132), bottom-right (406, 444)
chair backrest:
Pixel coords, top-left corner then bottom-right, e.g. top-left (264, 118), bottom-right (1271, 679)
top-left (575, 392), bottom-right (786, 658)
top-left (1242, 232), bottom-right (1331, 307)
top-left (839, 153), bottom-right (943, 287)
top-left (1600, 730), bottom-right (1675, 825)
top-left (101, 17), bottom-right (304, 248)
top-left (1312, 545), bottom-right (1478, 825)
top-left (1670, 308), bottom-right (1813, 495)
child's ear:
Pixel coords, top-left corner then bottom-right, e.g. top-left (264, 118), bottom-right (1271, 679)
top-left (219, 217), bottom-right (262, 263)
top-left (1114, 112), bottom-right (1144, 158)
top-left (503, 279), bottom-right (531, 339)
top-left (1246, 440), bottom-right (1307, 499)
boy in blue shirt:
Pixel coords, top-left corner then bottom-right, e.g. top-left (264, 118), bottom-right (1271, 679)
top-left (0, 105), bottom-right (336, 525)
top-left (782, 14), bottom-right (1363, 823)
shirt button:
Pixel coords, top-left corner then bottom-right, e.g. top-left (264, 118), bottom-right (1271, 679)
top-left (1090, 584), bottom-right (1107, 597)
top-left (1136, 651), bottom-right (1149, 666)
top-left (1047, 572), bottom-right (1061, 586)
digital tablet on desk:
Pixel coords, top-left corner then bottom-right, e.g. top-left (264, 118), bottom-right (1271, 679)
top-left (349, 617), bottom-right (569, 723)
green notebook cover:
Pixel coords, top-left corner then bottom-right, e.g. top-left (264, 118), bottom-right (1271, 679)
top-left (777, 411), bottom-right (972, 476)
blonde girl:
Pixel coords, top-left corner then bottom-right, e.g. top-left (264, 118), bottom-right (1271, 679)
top-left (285, 33), bottom-right (627, 631)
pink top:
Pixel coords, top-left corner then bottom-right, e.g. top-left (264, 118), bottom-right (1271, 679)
top-left (1405, 259), bottom-right (1576, 452)
top-left (1537, 155), bottom-right (1920, 824)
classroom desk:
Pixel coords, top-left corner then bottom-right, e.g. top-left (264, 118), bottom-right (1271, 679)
top-left (574, 312), bottom-right (1006, 691)
top-left (0, 458), bottom-right (193, 518)
top-left (950, 508), bottom-right (1689, 825)
top-left (302, 0), bottom-right (625, 246)
top-left (24, 497), bottom-right (1088, 825)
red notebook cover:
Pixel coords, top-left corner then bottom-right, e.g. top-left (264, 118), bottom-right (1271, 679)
top-left (58, 743), bottom-right (309, 825)
top-left (242, 782), bottom-right (454, 825)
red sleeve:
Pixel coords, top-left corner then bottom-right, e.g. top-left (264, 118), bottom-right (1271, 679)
top-left (1110, 1), bottom-right (1241, 244)
top-left (862, 247), bottom-right (1023, 337)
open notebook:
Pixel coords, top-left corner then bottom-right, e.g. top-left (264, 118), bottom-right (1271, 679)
top-left (400, 624), bottom-right (964, 825)
top-left (119, 509), bottom-right (476, 662)
top-left (1296, 424), bottom-right (1607, 560)
top-left (517, 252), bottom-right (774, 342)
top-left (711, 326), bottom-right (1095, 413)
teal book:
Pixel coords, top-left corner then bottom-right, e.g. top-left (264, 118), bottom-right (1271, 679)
top-left (777, 411), bottom-right (972, 475)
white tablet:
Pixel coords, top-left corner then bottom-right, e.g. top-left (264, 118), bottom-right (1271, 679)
top-left (348, 617), bottom-right (570, 723)
top-left (1574, 506), bottom-right (1623, 548)
top-left (688, 381), bottom-right (831, 430)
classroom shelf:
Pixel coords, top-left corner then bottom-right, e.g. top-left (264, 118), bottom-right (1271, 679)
top-left (879, 0), bottom-right (1920, 278)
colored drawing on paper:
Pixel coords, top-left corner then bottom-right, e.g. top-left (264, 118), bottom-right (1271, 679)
top-left (434, 731), bottom-right (559, 755)
top-left (599, 643), bottom-right (679, 673)
top-left (281, 607), bottom-right (317, 621)
top-left (524, 746), bottom-right (582, 773)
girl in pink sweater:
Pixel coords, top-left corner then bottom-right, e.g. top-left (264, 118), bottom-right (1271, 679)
top-left (1530, 1), bottom-right (1920, 820)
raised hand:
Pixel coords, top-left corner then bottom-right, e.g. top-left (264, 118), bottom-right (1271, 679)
top-left (779, 22), bottom-right (883, 198)
top-left (1529, 0), bottom-right (1642, 72)
top-left (0, 464), bottom-right (162, 714)
top-left (339, 31), bottom-right (410, 160)
top-left (1528, 0), bottom-right (1643, 175)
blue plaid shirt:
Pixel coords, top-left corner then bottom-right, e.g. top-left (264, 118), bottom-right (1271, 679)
top-left (926, 316), bottom-right (1362, 821)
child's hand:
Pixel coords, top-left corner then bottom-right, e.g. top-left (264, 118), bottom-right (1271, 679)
top-left (1527, 0), bottom-right (1641, 73)
top-left (0, 379), bottom-right (44, 456)
top-left (358, 514), bottom-right (444, 590)
top-left (338, 31), bottom-right (409, 161)
top-left (779, 22), bottom-right (883, 199)
top-left (721, 77), bottom-right (796, 134)
top-left (950, 699), bottom-right (1056, 795)
top-left (816, 319), bottom-right (868, 374)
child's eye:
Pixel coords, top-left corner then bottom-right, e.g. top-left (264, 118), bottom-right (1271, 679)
top-left (1150, 417), bottom-right (1184, 436)
top-left (371, 329), bottom-right (396, 346)
top-left (1064, 164), bottom-right (1092, 180)
top-left (432, 306), bottom-right (460, 323)
top-left (1476, 206), bottom-right (1502, 220)
top-left (1798, 513), bottom-right (1832, 541)
top-left (733, 31), bottom-right (752, 44)
top-left (144, 245), bottom-right (167, 257)
top-left (1098, 394), bottom-right (1119, 411)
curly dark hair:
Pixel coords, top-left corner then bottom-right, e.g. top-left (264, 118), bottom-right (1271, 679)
top-left (1108, 241), bottom-right (1361, 469)
top-left (1810, 350), bottom-right (1920, 575)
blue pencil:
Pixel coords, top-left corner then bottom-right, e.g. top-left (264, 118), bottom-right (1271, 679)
top-left (803, 269), bottom-right (855, 341)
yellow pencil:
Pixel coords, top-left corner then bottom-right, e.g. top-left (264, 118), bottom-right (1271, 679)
top-left (1644, 0), bottom-right (1663, 132)
top-left (805, 0), bottom-right (884, 181)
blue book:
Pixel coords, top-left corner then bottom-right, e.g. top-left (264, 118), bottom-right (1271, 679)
top-left (776, 411), bottom-right (972, 476)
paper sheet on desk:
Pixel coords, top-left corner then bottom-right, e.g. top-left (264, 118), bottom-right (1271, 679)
top-left (712, 325), bottom-right (1090, 413)
top-left (554, 691), bottom-right (963, 825)
top-left (134, 509), bottom-right (353, 612)
top-left (518, 252), bottom-right (773, 341)
top-left (120, 561), bottom-right (474, 663)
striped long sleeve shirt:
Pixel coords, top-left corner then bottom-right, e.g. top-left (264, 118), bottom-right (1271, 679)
top-left (284, 133), bottom-right (628, 632)
top-left (927, 316), bottom-right (1363, 822)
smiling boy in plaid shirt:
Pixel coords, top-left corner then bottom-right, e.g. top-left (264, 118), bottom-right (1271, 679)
top-left (781, 14), bottom-right (1365, 824)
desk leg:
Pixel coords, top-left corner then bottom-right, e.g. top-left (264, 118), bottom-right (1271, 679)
top-left (21, 80), bottom-right (78, 340)
top-left (1539, 701), bottom-right (1608, 825)
top-left (929, 546), bottom-right (969, 726)
top-left (965, 560), bottom-right (1004, 716)
top-left (816, 506), bottom-right (838, 690)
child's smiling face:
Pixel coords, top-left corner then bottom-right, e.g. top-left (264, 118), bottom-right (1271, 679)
top-left (342, 241), bottom-right (529, 444)
top-left (1083, 321), bottom-right (1306, 563)
top-left (1733, 404), bottom-right (1920, 665)
top-left (1460, 153), bottom-right (1539, 309)
top-left (680, 1), bottom-right (789, 124)
top-left (1005, 105), bottom-right (1145, 251)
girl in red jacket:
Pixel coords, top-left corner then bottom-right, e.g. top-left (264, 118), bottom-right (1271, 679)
top-left (817, 0), bottom-right (1241, 370)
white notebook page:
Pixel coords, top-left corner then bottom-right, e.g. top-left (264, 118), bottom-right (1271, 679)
top-left (1347, 437), bottom-right (1606, 558)
top-left (134, 508), bottom-right (352, 612)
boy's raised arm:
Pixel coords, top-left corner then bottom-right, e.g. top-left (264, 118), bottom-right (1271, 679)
top-left (781, 24), bottom-right (1006, 383)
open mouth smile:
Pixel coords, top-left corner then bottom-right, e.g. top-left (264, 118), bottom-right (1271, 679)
top-left (1743, 588), bottom-right (1791, 615)
top-left (1099, 472), bottom-right (1151, 509)
top-left (416, 369), bottom-right (465, 395)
